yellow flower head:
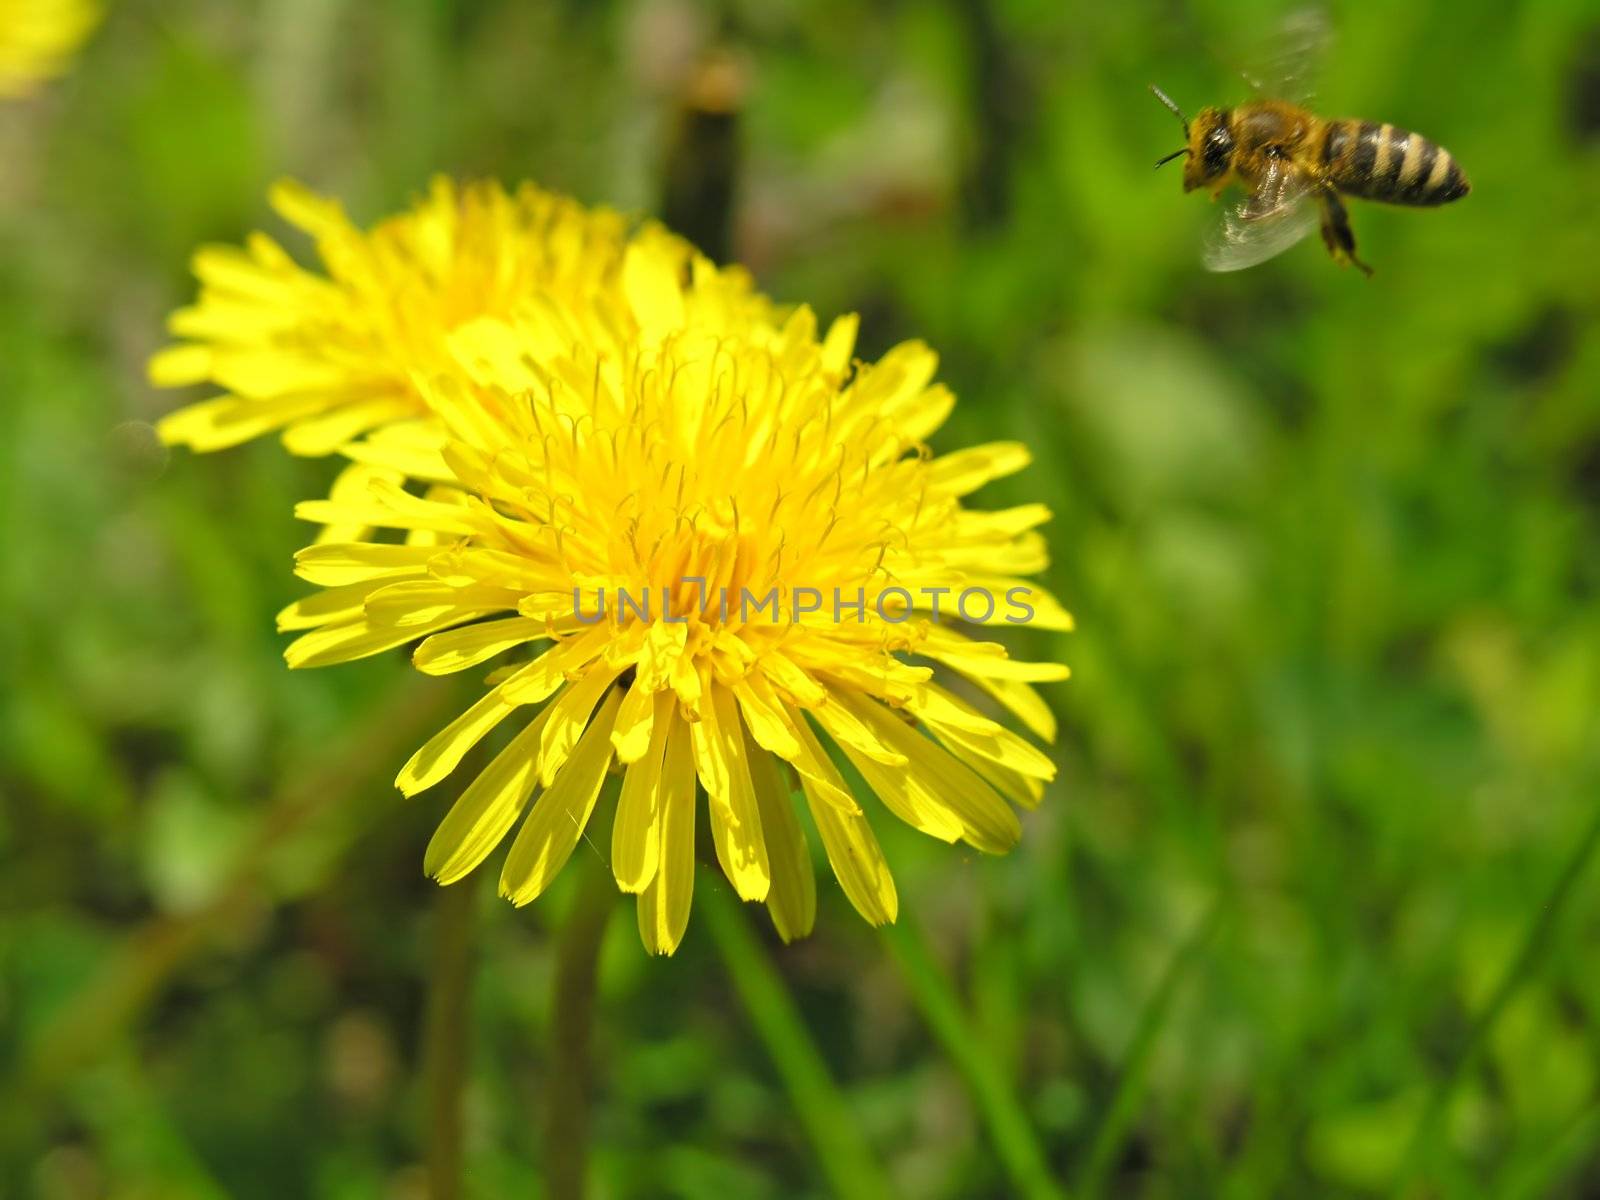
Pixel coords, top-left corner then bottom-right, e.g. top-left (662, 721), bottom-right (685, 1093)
top-left (0, 0), bottom-right (97, 97)
top-left (149, 178), bottom-right (642, 456)
top-left (284, 234), bottom-right (1070, 954)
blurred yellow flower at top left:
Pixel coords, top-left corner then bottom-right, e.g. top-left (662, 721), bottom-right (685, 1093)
top-left (0, 0), bottom-right (97, 97)
top-left (150, 178), bottom-right (633, 457)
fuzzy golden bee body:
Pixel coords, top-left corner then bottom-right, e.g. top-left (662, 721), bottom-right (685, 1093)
top-left (1152, 84), bottom-right (1470, 275)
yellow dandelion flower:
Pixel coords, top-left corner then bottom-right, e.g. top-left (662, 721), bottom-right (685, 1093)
top-left (149, 177), bottom-right (641, 457)
top-left (0, 0), bottom-right (97, 97)
top-left (283, 234), bottom-right (1071, 955)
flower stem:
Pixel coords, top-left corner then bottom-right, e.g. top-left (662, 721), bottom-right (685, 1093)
top-left (423, 876), bottom-right (477, 1200)
top-left (544, 863), bottom-right (617, 1200)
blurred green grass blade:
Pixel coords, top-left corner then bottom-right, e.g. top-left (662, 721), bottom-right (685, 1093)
top-left (1500, 1104), bottom-right (1600, 1200)
top-left (702, 886), bottom-right (896, 1200)
top-left (76, 1054), bottom-right (233, 1200)
top-left (882, 915), bottom-right (1068, 1200)
top-left (1076, 901), bottom-right (1220, 1199)
top-left (1398, 798), bottom-right (1600, 1189)
top-left (22, 682), bottom-right (452, 1098)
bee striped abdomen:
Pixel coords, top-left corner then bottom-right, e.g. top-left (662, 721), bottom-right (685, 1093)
top-left (1320, 119), bottom-right (1470, 206)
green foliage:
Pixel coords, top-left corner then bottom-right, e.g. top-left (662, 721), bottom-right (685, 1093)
top-left (4, 0), bottom-right (1600, 1196)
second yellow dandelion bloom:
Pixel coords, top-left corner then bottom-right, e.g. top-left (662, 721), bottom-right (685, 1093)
top-left (149, 178), bottom-right (636, 456)
top-left (0, 0), bottom-right (97, 97)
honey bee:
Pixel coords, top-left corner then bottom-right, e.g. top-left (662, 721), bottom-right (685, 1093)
top-left (1151, 19), bottom-right (1469, 275)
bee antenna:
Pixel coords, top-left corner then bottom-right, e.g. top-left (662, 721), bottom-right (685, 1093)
top-left (1149, 84), bottom-right (1190, 139)
top-left (1154, 147), bottom-right (1188, 169)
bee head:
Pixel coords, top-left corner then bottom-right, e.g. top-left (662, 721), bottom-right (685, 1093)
top-left (1182, 108), bottom-right (1235, 192)
top-left (1150, 86), bottom-right (1236, 191)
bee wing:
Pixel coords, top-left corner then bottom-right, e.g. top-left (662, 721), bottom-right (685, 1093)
top-left (1238, 7), bottom-right (1332, 103)
top-left (1202, 159), bottom-right (1320, 273)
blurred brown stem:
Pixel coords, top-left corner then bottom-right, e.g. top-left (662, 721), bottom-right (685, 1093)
top-left (954, 0), bottom-right (1027, 231)
top-left (543, 863), bottom-right (616, 1200)
top-left (659, 50), bottom-right (746, 263)
top-left (423, 876), bottom-right (477, 1200)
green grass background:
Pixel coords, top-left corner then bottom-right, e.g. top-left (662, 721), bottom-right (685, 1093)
top-left (4, 0), bottom-right (1600, 1196)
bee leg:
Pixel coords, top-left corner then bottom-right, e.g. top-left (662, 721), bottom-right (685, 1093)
top-left (1318, 190), bottom-right (1374, 277)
